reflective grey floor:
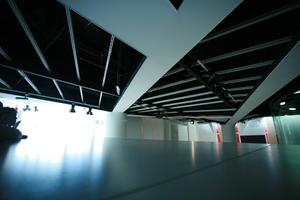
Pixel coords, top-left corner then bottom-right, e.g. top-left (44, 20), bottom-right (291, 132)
top-left (0, 138), bottom-right (300, 199)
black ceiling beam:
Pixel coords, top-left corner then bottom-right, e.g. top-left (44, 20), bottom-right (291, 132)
top-left (178, 61), bottom-right (235, 107)
top-left (0, 87), bottom-right (100, 110)
top-left (0, 46), bottom-right (12, 62)
top-left (200, 1), bottom-right (300, 44)
top-left (6, 0), bottom-right (51, 73)
top-left (0, 78), bottom-right (12, 89)
top-left (65, 7), bottom-right (81, 82)
top-left (147, 77), bottom-right (196, 93)
top-left (98, 35), bottom-right (115, 107)
top-left (52, 79), bottom-right (64, 99)
top-left (17, 70), bottom-right (41, 94)
top-left (0, 63), bottom-right (118, 98)
top-left (215, 60), bottom-right (274, 75)
top-left (198, 37), bottom-right (291, 66)
top-left (142, 85), bottom-right (205, 101)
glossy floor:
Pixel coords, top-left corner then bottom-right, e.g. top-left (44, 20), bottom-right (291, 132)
top-left (0, 138), bottom-right (300, 199)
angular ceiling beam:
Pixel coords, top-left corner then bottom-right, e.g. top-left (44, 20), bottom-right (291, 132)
top-left (216, 60), bottom-right (274, 75)
top-left (227, 41), bottom-right (300, 125)
top-left (199, 37), bottom-right (291, 65)
top-left (65, 7), bottom-right (81, 82)
top-left (147, 77), bottom-right (196, 93)
top-left (142, 85), bottom-right (205, 101)
top-left (6, 0), bottom-right (51, 73)
top-left (79, 86), bottom-right (84, 103)
top-left (153, 91), bottom-right (213, 105)
top-left (183, 108), bottom-right (236, 113)
top-left (162, 96), bottom-right (219, 107)
top-left (200, 1), bottom-right (300, 44)
top-left (0, 63), bottom-right (118, 97)
top-left (0, 78), bottom-right (12, 89)
top-left (0, 46), bottom-right (12, 62)
top-left (98, 35), bottom-right (115, 107)
top-left (0, 87), bottom-right (100, 109)
top-left (179, 61), bottom-right (235, 107)
top-left (170, 100), bottom-right (224, 109)
top-left (222, 76), bottom-right (262, 85)
top-left (52, 80), bottom-right (64, 99)
top-left (17, 70), bottom-right (41, 94)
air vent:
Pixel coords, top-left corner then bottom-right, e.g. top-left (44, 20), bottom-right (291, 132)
top-left (169, 0), bottom-right (183, 10)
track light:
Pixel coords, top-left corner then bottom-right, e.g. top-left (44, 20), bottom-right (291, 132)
top-left (34, 106), bottom-right (38, 112)
top-left (116, 85), bottom-right (120, 95)
top-left (280, 101), bottom-right (286, 106)
top-left (70, 104), bottom-right (76, 113)
top-left (86, 107), bottom-right (93, 115)
top-left (23, 105), bottom-right (31, 111)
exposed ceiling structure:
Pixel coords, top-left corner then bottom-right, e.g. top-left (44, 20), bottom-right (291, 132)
top-left (125, 0), bottom-right (300, 123)
top-left (1, 0), bottom-right (300, 123)
top-left (0, 0), bottom-right (145, 111)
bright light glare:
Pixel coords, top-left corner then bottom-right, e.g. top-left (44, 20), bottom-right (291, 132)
top-left (0, 96), bottom-right (107, 163)
top-left (280, 101), bottom-right (286, 106)
top-left (294, 90), bottom-right (300, 94)
top-left (289, 108), bottom-right (296, 111)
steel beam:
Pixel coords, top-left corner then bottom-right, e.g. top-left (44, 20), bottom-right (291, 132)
top-left (65, 7), bottom-right (81, 82)
top-left (6, 0), bottom-right (51, 73)
top-left (0, 87), bottom-right (100, 110)
top-left (216, 60), bottom-right (274, 75)
top-left (52, 80), bottom-right (64, 99)
top-left (0, 47), bottom-right (12, 62)
top-left (222, 76), bottom-right (262, 85)
top-left (179, 61), bottom-right (234, 107)
top-left (228, 86), bottom-right (254, 92)
top-left (153, 91), bottom-right (213, 104)
top-left (162, 96), bottom-right (219, 107)
top-left (98, 35), bottom-right (115, 107)
top-left (147, 77), bottom-right (196, 93)
top-left (0, 63), bottom-right (118, 97)
top-left (17, 70), bottom-right (41, 94)
top-left (142, 85), bottom-right (205, 101)
top-left (79, 86), bottom-right (84, 102)
top-left (183, 108), bottom-right (236, 113)
top-left (199, 37), bottom-right (291, 65)
top-left (0, 78), bottom-right (12, 89)
top-left (170, 100), bottom-right (224, 109)
top-left (200, 1), bottom-right (300, 44)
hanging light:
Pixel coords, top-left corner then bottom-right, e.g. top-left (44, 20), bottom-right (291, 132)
top-left (86, 107), bottom-right (93, 115)
top-left (34, 106), bottom-right (39, 112)
top-left (70, 103), bottom-right (76, 113)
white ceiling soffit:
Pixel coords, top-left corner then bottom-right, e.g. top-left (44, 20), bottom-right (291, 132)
top-left (58, 0), bottom-right (241, 112)
top-left (227, 42), bottom-right (300, 125)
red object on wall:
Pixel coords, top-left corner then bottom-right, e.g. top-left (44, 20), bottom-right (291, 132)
top-left (235, 126), bottom-right (241, 144)
top-left (264, 127), bottom-right (269, 144)
top-left (216, 127), bottom-right (221, 143)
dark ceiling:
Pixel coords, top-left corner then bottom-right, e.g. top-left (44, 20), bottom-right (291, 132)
top-left (0, 0), bottom-right (145, 111)
top-left (126, 0), bottom-right (300, 123)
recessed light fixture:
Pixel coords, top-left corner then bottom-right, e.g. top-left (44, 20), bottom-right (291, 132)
top-left (289, 108), bottom-right (296, 111)
top-left (294, 90), bottom-right (300, 94)
top-left (280, 101), bottom-right (286, 106)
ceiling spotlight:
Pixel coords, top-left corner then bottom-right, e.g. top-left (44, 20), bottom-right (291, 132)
top-left (280, 101), bottom-right (286, 106)
top-left (191, 120), bottom-right (194, 124)
top-left (23, 105), bottom-right (31, 111)
top-left (86, 107), bottom-right (93, 115)
top-left (70, 104), bottom-right (76, 113)
top-left (294, 90), bottom-right (300, 94)
top-left (116, 85), bottom-right (120, 95)
top-left (289, 108), bottom-right (296, 111)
